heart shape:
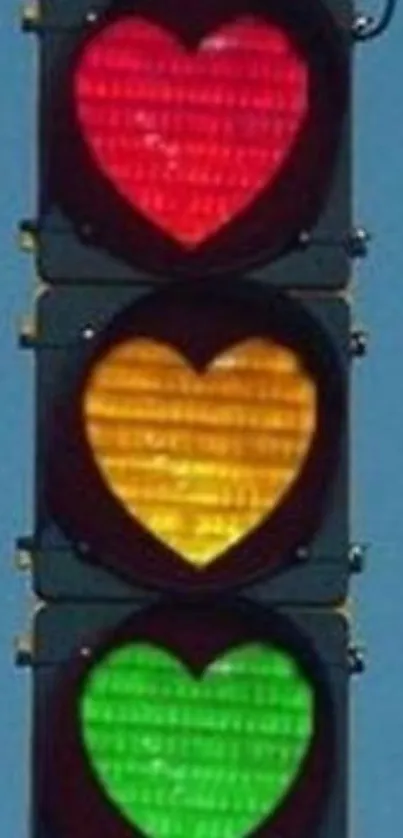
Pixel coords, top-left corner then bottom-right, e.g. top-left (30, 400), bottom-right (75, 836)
top-left (75, 15), bottom-right (308, 246)
top-left (83, 338), bottom-right (317, 566)
top-left (81, 642), bottom-right (314, 838)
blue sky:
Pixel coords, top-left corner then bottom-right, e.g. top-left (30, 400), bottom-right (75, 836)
top-left (1, 1), bottom-right (403, 837)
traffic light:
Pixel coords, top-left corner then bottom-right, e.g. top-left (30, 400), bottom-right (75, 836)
top-left (22, 1), bottom-right (354, 838)
top-left (34, 279), bottom-right (349, 601)
top-left (35, 0), bottom-right (350, 285)
top-left (35, 602), bottom-right (348, 838)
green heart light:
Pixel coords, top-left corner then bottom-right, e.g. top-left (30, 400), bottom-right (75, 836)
top-left (80, 642), bottom-right (314, 838)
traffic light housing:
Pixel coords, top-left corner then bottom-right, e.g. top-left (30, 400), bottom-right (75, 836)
top-left (34, 602), bottom-right (348, 838)
top-left (24, 1), bottom-right (355, 838)
top-left (33, 279), bottom-right (349, 602)
top-left (37, 0), bottom-right (351, 285)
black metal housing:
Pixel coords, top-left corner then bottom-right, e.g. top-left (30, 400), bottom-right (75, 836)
top-left (32, 601), bottom-right (349, 838)
top-left (37, 0), bottom-right (352, 285)
top-left (32, 279), bottom-right (349, 603)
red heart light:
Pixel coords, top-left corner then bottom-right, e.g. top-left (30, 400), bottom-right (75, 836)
top-left (74, 15), bottom-right (308, 247)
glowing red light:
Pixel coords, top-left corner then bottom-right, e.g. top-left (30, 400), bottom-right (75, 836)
top-left (75, 16), bottom-right (308, 247)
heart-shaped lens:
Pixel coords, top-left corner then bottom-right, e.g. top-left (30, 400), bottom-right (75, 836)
top-left (81, 642), bottom-right (314, 838)
top-left (83, 337), bottom-right (317, 566)
top-left (75, 15), bottom-right (308, 246)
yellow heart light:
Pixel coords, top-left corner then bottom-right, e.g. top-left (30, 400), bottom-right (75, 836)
top-left (83, 338), bottom-right (317, 567)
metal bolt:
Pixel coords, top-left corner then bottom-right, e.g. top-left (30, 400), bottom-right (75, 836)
top-left (18, 220), bottom-right (38, 253)
top-left (350, 329), bottom-right (368, 358)
top-left (20, 1), bottom-right (40, 32)
top-left (295, 545), bottom-right (310, 562)
top-left (348, 543), bottom-right (368, 574)
top-left (297, 230), bottom-right (311, 249)
top-left (345, 227), bottom-right (371, 258)
top-left (18, 316), bottom-right (36, 349)
top-left (352, 14), bottom-right (374, 37)
top-left (85, 11), bottom-right (99, 25)
top-left (82, 327), bottom-right (95, 341)
top-left (15, 548), bottom-right (32, 572)
top-left (348, 645), bottom-right (366, 675)
top-left (14, 634), bottom-right (34, 667)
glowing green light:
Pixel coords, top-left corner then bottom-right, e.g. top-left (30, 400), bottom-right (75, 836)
top-left (80, 642), bottom-right (314, 838)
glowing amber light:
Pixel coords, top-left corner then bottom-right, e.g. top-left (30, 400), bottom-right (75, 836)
top-left (83, 339), bottom-right (317, 566)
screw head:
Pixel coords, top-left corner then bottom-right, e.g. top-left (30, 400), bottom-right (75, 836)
top-left (82, 327), bottom-right (95, 341)
top-left (297, 230), bottom-right (311, 249)
top-left (85, 10), bottom-right (99, 24)
top-left (295, 545), bottom-right (310, 562)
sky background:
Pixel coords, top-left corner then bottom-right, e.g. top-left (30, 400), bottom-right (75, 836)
top-left (1, 1), bottom-right (402, 836)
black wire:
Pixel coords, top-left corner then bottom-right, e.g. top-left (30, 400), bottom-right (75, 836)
top-left (354, 0), bottom-right (398, 40)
